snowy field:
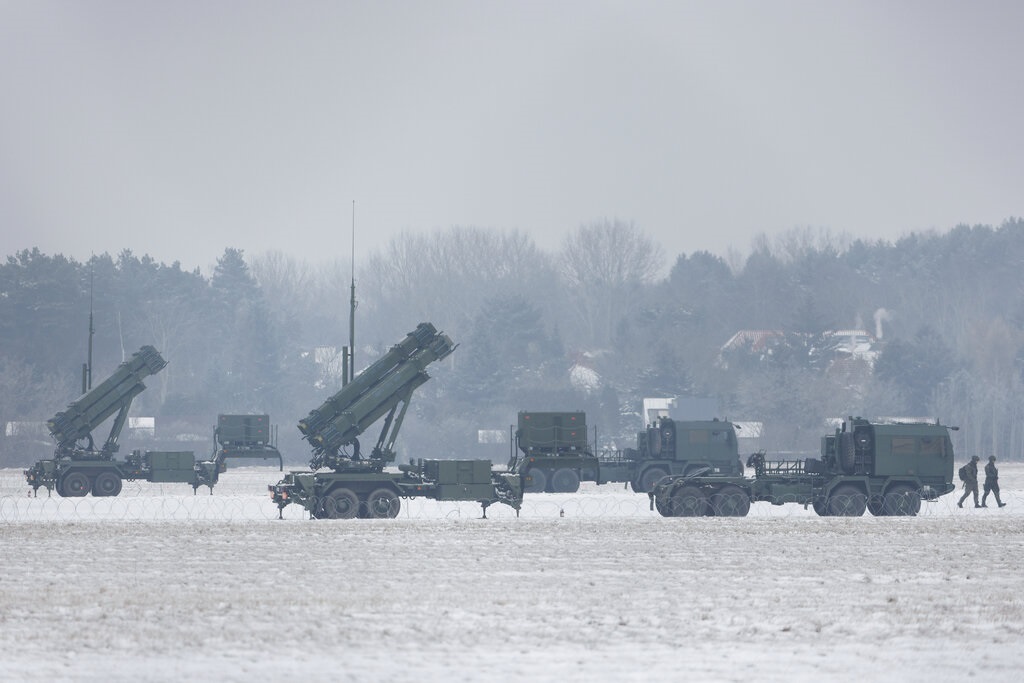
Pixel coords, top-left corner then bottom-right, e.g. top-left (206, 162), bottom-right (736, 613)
top-left (2, 465), bottom-right (1023, 682)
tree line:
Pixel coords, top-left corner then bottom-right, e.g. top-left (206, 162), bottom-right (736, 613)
top-left (2, 218), bottom-right (1022, 467)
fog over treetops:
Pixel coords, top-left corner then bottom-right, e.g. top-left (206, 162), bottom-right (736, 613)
top-left (2, 219), bottom-right (1022, 467)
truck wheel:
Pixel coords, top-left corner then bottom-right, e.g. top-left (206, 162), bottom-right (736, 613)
top-left (670, 485), bottom-right (708, 517)
top-left (882, 485), bottom-right (921, 516)
top-left (524, 468), bottom-right (547, 494)
top-left (365, 488), bottom-right (400, 518)
top-left (60, 471), bottom-right (91, 497)
top-left (711, 485), bottom-right (750, 517)
top-left (550, 468), bottom-right (580, 493)
top-left (322, 488), bottom-right (359, 519)
top-left (827, 484), bottom-right (866, 516)
top-left (812, 499), bottom-right (830, 516)
top-left (636, 467), bottom-right (668, 494)
top-left (92, 472), bottom-right (122, 497)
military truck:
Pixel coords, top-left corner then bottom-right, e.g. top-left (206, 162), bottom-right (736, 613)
top-left (512, 412), bottom-right (743, 494)
top-left (24, 346), bottom-right (219, 497)
top-left (650, 417), bottom-right (957, 517)
top-left (269, 323), bottom-right (524, 519)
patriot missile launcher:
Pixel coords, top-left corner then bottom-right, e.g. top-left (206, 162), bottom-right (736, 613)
top-left (25, 346), bottom-right (219, 497)
top-left (272, 323), bottom-right (524, 518)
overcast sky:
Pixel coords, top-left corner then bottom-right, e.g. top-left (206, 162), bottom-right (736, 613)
top-left (2, 1), bottom-right (1022, 273)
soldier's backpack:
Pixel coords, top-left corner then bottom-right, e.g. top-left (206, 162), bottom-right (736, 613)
top-left (958, 465), bottom-right (968, 482)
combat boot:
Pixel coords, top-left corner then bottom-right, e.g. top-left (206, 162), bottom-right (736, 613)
top-left (998, 502), bottom-right (1007, 508)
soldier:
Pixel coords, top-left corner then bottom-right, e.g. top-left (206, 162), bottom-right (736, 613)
top-left (957, 455), bottom-right (981, 508)
top-left (981, 455), bottom-right (1007, 508)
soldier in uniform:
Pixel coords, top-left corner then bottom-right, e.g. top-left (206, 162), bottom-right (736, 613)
top-left (958, 455), bottom-right (981, 508)
top-left (981, 455), bottom-right (1007, 508)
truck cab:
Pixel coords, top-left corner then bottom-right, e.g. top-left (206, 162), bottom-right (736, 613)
top-left (627, 417), bottom-right (743, 492)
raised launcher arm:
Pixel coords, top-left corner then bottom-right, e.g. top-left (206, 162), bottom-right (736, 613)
top-left (297, 322), bottom-right (456, 471)
top-left (45, 345), bottom-right (167, 460)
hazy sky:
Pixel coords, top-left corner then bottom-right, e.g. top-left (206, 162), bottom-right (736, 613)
top-left (2, 1), bottom-right (1022, 272)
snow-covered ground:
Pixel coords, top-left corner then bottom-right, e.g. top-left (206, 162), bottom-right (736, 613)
top-left (2, 465), bottom-right (1022, 682)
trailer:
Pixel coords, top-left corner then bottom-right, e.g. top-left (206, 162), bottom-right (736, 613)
top-left (511, 412), bottom-right (744, 493)
top-left (24, 346), bottom-right (219, 497)
top-left (272, 458), bottom-right (523, 519)
top-left (650, 417), bottom-right (957, 517)
top-left (270, 323), bottom-right (524, 519)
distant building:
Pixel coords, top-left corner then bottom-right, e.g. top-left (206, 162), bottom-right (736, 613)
top-left (826, 329), bottom-right (879, 364)
top-left (5, 421), bottom-right (48, 438)
top-left (720, 328), bottom-right (881, 371)
top-left (128, 416), bottom-right (155, 439)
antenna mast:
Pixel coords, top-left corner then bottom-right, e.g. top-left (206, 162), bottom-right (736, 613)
top-left (83, 267), bottom-right (94, 393)
top-left (348, 200), bottom-right (357, 384)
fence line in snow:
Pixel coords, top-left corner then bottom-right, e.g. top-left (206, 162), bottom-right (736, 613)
top-left (1, 490), bottom-right (1016, 522)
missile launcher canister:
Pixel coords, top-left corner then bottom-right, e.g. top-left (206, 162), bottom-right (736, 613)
top-left (297, 322), bottom-right (455, 470)
top-left (47, 345), bottom-right (167, 457)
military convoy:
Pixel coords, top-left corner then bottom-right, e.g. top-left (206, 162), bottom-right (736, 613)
top-left (650, 417), bottom-right (957, 517)
top-left (22, 324), bottom-right (959, 520)
top-left (512, 412), bottom-right (744, 493)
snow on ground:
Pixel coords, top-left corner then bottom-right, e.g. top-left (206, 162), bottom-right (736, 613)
top-left (1, 466), bottom-right (1023, 682)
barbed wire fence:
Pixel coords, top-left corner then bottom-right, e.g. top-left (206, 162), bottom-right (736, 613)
top-left (2, 468), bottom-right (1018, 522)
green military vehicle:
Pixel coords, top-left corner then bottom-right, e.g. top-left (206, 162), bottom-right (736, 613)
top-left (272, 457), bottom-right (523, 519)
top-left (512, 412), bottom-right (743, 494)
top-left (512, 411), bottom-right (594, 493)
top-left (269, 323), bottom-right (524, 519)
top-left (651, 417), bottom-right (957, 517)
top-left (212, 414), bottom-right (283, 471)
top-left (24, 346), bottom-right (219, 497)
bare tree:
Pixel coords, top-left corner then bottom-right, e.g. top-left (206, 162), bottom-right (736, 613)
top-left (358, 227), bottom-right (556, 346)
top-left (559, 219), bottom-right (663, 348)
top-left (249, 250), bottom-right (315, 322)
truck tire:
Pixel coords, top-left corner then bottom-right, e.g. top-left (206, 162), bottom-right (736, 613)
top-left (364, 488), bottom-right (400, 518)
top-left (92, 471), bottom-right (122, 497)
top-left (60, 471), bottom-right (91, 497)
top-left (524, 467), bottom-right (547, 494)
top-left (711, 485), bottom-right (750, 517)
top-left (882, 484), bottom-right (921, 516)
top-left (321, 488), bottom-right (359, 519)
top-left (635, 467), bottom-right (668, 494)
top-left (670, 485), bottom-right (708, 517)
top-left (550, 468), bottom-right (580, 493)
top-left (839, 432), bottom-right (857, 475)
top-left (827, 484), bottom-right (866, 516)
top-left (812, 499), bottom-right (830, 516)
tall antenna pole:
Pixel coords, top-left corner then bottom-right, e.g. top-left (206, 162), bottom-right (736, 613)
top-left (348, 200), bottom-right (357, 383)
top-left (86, 267), bottom-right (94, 392)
